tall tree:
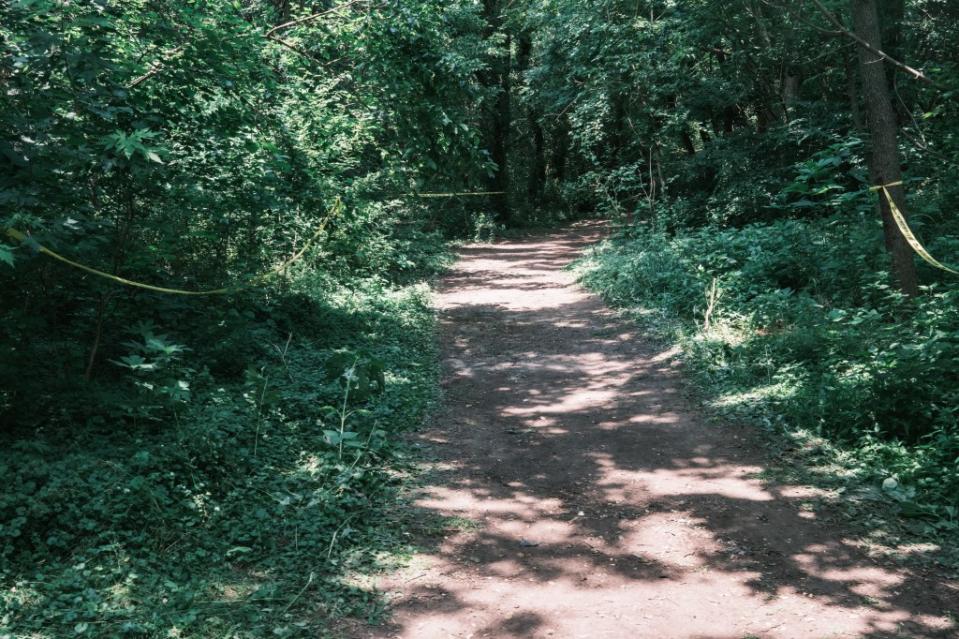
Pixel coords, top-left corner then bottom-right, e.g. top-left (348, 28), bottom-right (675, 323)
top-left (517, 30), bottom-right (546, 205)
top-left (850, 0), bottom-right (919, 295)
top-left (481, 0), bottom-right (512, 222)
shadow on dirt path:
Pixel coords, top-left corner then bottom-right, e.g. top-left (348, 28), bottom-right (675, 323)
top-left (364, 223), bottom-right (957, 639)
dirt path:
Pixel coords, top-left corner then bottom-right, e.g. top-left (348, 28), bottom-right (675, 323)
top-left (367, 224), bottom-right (956, 639)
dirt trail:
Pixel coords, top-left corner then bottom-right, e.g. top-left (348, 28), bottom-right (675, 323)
top-left (367, 224), bottom-right (956, 639)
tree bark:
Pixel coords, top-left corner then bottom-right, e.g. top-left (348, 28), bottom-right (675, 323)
top-left (608, 79), bottom-right (629, 165)
top-left (782, 72), bottom-right (801, 112)
top-left (481, 0), bottom-right (511, 223)
top-left (529, 117), bottom-right (546, 203)
top-left (517, 32), bottom-right (546, 205)
top-left (548, 116), bottom-right (569, 190)
top-left (681, 129), bottom-right (697, 156)
top-left (850, 0), bottom-right (918, 295)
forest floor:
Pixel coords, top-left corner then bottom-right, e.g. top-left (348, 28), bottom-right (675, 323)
top-left (359, 223), bottom-right (957, 639)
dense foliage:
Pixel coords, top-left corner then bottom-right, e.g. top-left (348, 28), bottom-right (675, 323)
top-left (2, 0), bottom-right (958, 635)
top-left (0, 1), bottom-right (486, 636)
top-left (538, 0), bottom-right (959, 522)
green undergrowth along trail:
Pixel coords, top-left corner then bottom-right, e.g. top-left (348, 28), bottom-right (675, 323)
top-left (0, 267), bottom-right (444, 638)
top-left (0, 3), bottom-right (488, 636)
top-left (577, 215), bottom-right (959, 556)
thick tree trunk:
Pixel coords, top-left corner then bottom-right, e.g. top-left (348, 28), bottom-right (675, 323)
top-left (482, 0), bottom-right (511, 223)
top-left (608, 80), bottom-right (629, 165)
top-left (529, 118), bottom-right (546, 203)
top-left (850, 0), bottom-right (918, 296)
top-left (548, 116), bottom-right (569, 189)
top-left (517, 32), bottom-right (546, 205)
top-left (880, 0), bottom-right (909, 123)
top-left (782, 72), bottom-right (801, 111)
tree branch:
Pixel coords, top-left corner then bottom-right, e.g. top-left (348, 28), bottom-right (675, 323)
top-left (127, 45), bottom-right (184, 89)
top-left (805, 0), bottom-right (935, 85)
top-left (760, 0), bottom-right (843, 36)
top-left (267, 33), bottom-right (325, 64)
top-left (265, 0), bottom-right (368, 38)
top-left (128, 1), bottom-right (372, 88)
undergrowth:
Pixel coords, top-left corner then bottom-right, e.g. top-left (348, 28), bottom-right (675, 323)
top-left (577, 214), bottom-right (959, 551)
top-left (0, 267), bottom-right (444, 638)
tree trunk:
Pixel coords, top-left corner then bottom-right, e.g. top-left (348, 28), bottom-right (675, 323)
top-left (880, 0), bottom-right (909, 124)
top-left (681, 129), bottom-right (697, 156)
top-left (273, 0), bottom-right (291, 22)
top-left (529, 117), bottom-right (546, 203)
top-left (517, 32), bottom-right (546, 205)
top-left (481, 0), bottom-right (511, 223)
top-left (608, 79), bottom-right (629, 165)
top-left (699, 126), bottom-right (712, 146)
top-left (782, 72), bottom-right (801, 112)
top-left (851, 0), bottom-right (918, 296)
top-left (548, 116), bottom-right (569, 190)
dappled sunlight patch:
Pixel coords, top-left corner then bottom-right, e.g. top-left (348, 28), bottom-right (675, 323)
top-left (648, 344), bottom-right (683, 362)
top-left (501, 389), bottom-right (619, 415)
top-left (695, 320), bottom-right (752, 349)
top-left (630, 466), bottom-right (774, 502)
top-left (444, 357), bottom-right (475, 378)
top-left (522, 414), bottom-right (557, 426)
top-left (296, 454), bottom-right (324, 477)
top-left (622, 413), bottom-right (680, 427)
top-left (208, 577), bottom-right (261, 603)
top-left (620, 513), bottom-right (718, 570)
top-left (416, 486), bottom-right (564, 517)
top-left (708, 382), bottom-right (799, 409)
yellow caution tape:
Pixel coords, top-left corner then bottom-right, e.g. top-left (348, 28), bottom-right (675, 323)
top-left (408, 191), bottom-right (505, 198)
top-left (3, 198), bottom-right (342, 295)
top-left (870, 181), bottom-right (959, 276)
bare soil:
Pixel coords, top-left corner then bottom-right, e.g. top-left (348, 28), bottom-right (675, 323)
top-left (364, 223), bottom-right (957, 639)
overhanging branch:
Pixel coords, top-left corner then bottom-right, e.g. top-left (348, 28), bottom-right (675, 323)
top-left (805, 0), bottom-right (935, 86)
